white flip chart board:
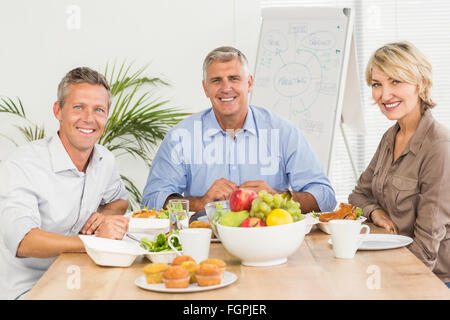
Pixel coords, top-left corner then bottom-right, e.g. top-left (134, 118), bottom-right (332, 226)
top-left (251, 6), bottom-right (354, 174)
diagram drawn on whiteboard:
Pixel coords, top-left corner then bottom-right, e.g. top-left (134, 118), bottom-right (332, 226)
top-left (252, 20), bottom-right (345, 138)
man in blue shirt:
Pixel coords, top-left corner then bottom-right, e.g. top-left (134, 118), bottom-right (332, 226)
top-left (141, 46), bottom-right (336, 213)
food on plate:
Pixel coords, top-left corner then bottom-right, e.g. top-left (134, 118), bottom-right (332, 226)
top-left (220, 210), bottom-right (250, 227)
top-left (229, 188), bottom-right (258, 212)
top-left (266, 208), bottom-right (294, 226)
top-left (195, 263), bottom-right (222, 286)
top-left (162, 266), bottom-right (190, 288)
top-left (132, 207), bottom-right (169, 219)
top-left (240, 217), bottom-right (266, 227)
top-left (140, 232), bottom-right (182, 252)
top-left (172, 255), bottom-right (195, 266)
top-left (316, 203), bottom-right (363, 222)
top-left (181, 261), bottom-right (198, 283)
top-left (200, 258), bottom-right (226, 275)
top-left (143, 263), bottom-right (169, 284)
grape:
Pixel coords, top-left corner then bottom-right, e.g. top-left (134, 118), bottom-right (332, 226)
top-left (291, 212), bottom-right (300, 222)
top-left (251, 198), bottom-right (261, 212)
top-left (273, 194), bottom-right (283, 206)
top-left (258, 190), bottom-right (268, 198)
top-left (263, 193), bottom-right (273, 204)
top-left (288, 208), bottom-right (301, 215)
top-left (251, 190), bottom-right (302, 221)
top-left (259, 202), bottom-right (271, 215)
top-left (255, 212), bottom-right (265, 220)
top-left (286, 200), bottom-right (300, 210)
top-left (270, 201), bottom-right (281, 209)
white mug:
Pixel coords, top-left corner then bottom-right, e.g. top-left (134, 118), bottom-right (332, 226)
top-left (168, 228), bottom-right (212, 263)
top-left (329, 220), bottom-right (370, 259)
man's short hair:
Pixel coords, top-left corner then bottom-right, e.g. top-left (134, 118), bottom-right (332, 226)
top-left (202, 46), bottom-right (250, 81)
top-left (57, 67), bottom-right (111, 109)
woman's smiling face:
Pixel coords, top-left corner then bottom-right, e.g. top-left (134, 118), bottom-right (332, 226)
top-left (371, 69), bottom-right (421, 121)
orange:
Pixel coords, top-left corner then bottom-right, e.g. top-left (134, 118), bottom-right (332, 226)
top-left (266, 209), bottom-right (294, 226)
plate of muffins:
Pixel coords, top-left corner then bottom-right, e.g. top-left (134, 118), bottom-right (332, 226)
top-left (135, 255), bottom-right (237, 293)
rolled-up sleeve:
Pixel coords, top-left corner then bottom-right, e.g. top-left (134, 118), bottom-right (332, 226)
top-left (0, 161), bottom-right (41, 257)
top-left (141, 133), bottom-right (188, 210)
top-left (286, 127), bottom-right (337, 212)
top-left (409, 140), bottom-right (450, 270)
top-left (348, 140), bottom-right (384, 220)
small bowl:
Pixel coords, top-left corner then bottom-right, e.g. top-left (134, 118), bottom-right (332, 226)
top-left (305, 213), bottom-right (367, 234)
top-left (217, 219), bottom-right (313, 267)
top-left (79, 235), bottom-right (147, 267)
top-left (144, 251), bottom-right (183, 264)
top-left (204, 200), bottom-right (230, 240)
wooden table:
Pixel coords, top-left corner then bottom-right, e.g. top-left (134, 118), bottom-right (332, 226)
top-left (26, 224), bottom-right (450, 300)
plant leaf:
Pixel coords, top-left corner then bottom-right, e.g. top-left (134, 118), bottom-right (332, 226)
top-left (0, 97), bottom-right (26, 118)
top-left (120, 174), bottom-right (142, 211)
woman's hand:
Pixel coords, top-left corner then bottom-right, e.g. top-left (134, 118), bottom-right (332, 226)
top-left (370, 209), bottom-right (399, 234)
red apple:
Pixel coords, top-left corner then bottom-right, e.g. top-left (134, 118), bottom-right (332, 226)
top-left (240, 217), bottom-right (266, 227)
top-left (229, 188), bottom-right (258, 212)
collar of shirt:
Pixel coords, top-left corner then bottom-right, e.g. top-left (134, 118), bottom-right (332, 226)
top-left (203, 106), bottom-right (257, 138)
top-left (385, 109), bottom-right (434, 156)
top-left (48, 133), bottom-right (103, 174)
top-left (408, 108), bottom-right (434, 155)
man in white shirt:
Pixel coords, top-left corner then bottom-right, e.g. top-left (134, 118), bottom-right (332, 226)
top-left (0, 67), bottom-right (129, 299)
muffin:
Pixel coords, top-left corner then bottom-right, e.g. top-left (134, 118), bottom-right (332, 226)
top-left (181, 261), bottom-right (198, 283)
top-left (143, 263), bottom-right (169, 284)
top-left (200, 258), bottom-right (226, 275)
top-left (162, 266), bottom-right (190, 288)
top-left (172, 255), bottom-right (195, 266)
top-left (195, 263), bottom-right (222, 286)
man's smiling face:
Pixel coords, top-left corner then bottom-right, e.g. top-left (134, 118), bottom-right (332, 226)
top-left (202, 58), bottom-right (253, 123)
top-left (53, 82), bottom-right (109, 154)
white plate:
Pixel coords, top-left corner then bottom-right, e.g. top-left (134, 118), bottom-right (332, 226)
top-left (135, 271), bottom-right (237, 293)
top-left (328, 234), bottom-right (413, 250)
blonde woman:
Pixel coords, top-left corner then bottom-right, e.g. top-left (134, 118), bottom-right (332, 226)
top-left (348, 41), bottom-right (450, 287)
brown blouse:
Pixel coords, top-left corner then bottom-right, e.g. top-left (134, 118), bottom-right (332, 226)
top-left (349, 109), bottom-right (450, 283)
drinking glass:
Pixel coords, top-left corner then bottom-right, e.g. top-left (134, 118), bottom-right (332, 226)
top-left (168, 199), bottom-right (189, 230)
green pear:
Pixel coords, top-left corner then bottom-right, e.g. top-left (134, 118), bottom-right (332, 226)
top-left (219, 210), bottom-right (250, 227)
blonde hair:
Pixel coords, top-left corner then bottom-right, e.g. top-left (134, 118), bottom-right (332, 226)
top-left (365, 41), bottom-right (435, 109)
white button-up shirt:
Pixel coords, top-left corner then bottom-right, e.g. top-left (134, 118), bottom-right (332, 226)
top-left (0, 134), bottom-right (128, 299)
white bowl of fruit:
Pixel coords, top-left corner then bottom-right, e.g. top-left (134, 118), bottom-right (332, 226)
top-left (206, 189), bottom-right (318, 267)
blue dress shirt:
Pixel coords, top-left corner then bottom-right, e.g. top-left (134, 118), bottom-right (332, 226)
top-left (141, 105), bottom-right (336, 212)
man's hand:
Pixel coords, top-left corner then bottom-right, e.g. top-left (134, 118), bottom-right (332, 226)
top-left (202, 178), bottom-right (238, 204)
top-left (239, 180), bottom-right (278, 195)
top-left (94, 215), bottom-right (130, 240)
top-left (370, 209), bottom-right (398, 234)
top-left (80, 212), bottom-right (105, 235)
